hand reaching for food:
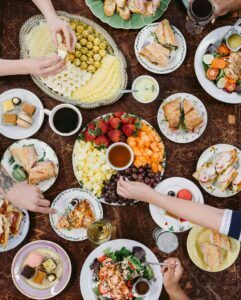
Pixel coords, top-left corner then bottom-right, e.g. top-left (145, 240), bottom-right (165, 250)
top-left (211, 0), bottom-right (241, 23)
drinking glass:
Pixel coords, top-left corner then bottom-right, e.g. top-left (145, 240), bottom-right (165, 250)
top-left (186, 0), bottom-right (214, 35)
top-left (153, 228), bottom-right (179, 254)
top-left (87, 219), bottom-right (112, 244)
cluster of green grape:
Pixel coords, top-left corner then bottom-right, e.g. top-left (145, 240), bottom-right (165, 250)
top-left (68, 20), bottom-right (108, 74)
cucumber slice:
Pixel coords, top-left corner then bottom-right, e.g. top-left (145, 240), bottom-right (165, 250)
top-left (217, 77), bottom-right (227, 89)
top-left (203, 54), bottom-right (214, 65)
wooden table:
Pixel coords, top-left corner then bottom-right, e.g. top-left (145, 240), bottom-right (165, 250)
top-left (0, 0), bottom-right (241, 299)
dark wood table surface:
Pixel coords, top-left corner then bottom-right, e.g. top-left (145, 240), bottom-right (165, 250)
top-left (0, 0), bottom-right (241, 299)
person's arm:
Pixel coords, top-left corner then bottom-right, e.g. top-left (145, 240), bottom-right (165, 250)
top-left (212, 0), bottom-right (241, 23)
top-left (32, 0), bottom-right (76, 51)
top-left (0, 57), bottom-right (65, 77)
top-left (0, 165), bottom-right (55, 214)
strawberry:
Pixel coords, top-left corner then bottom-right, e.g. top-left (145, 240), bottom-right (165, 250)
top-left (122, 124), bottom-right (135, 137)
top-left (87, 123), bottom-right (95, 131)
top-left (94, 135), bottom-right (109, 148)
top-left (84, 130), bottom-right (95, 141)
top-left (108, 117), bottom-right (121, 129)
top-left (108, 129), bottom-right (122, 142)
top-left (121, 113), bottom-right (135, 124)
top-left (95, 119), bottom-right (108, 134)
top-left (114, 111), bottom-right (124, 118)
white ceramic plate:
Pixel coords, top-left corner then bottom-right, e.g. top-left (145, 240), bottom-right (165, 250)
top-left (195, 26), bottom-right (241, 104)
top-left (50, 188), bottom-right (103, 241)
top-left (0, 89), bottom-right (44, 139)
top-left (80, 239), bottom-right (163, 300)
top-left (135, 22), bottom-right (186, 74)
top-left (157, 93), bottom-right (207, 143)
top-left (195, 144), bottom-right (241, 197)
top-left (0, 206), bottom-right (29, 252)
top-left (149, 177), bottom-right (204, 232)
top-left (1, 139), bottom-right (59, 192)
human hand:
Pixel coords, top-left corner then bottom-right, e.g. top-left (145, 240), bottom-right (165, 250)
top-left (5, 183), bottom-right (56, 214)
top-left (117, 176), bottom-right (154, 202)
top-left (161, 258), bottom-right (183, 293)
top-left (25, 56), bottom-right (65, 77)
top-left (48, 16), bottom-right (76, 52)
top-left (211, 0), bottom-right (232, 23)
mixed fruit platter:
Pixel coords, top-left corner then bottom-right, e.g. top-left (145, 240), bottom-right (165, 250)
top-left (20, 13), bottom-right (127, 108)
top-left (90, 246), bottom-right (154, 299)
top-left (73, 112), bottom-right (165, 205)
top-left (202, 42), bottom-right (241, 94)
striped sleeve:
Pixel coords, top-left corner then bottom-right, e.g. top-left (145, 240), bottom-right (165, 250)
top-left (219, 209), bottom-right (241, 241)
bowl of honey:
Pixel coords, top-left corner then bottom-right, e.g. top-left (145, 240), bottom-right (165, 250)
top-left (106, 142), bottom-right (134, 171)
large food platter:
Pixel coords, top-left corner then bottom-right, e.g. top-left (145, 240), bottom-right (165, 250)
top-left (72, 112), bottom-right (166, 206)
top-left (19, 11), bottom-right (127, 109)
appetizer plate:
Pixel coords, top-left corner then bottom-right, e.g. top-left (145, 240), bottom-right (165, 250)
top-left (80, 239), bottom-right (163, 299)
top-left (195, 26), bottom-right (241, 104)
top-left (196, 144), bottom-right (241, 197)
top-left (157, 93), bottom-right (208, 143)
top-left (50, 188), bottom-right (103, 241)
top-left (0, 89), bottom-right (44, 140)
top-left (0, 208), bottom-right (29, 252)
top-left (1, 139), bottom-right (59, 193)
top-left (135, 23), bottom-right (186, 74)
top-left (11, 240), bottom-right (71, 299)
top-left (20, 12), bottom-right (127, 109)
top-left (187, 225), bottom-right (240, 272)
top-left (149, 177), bottom-right (204, 232)
top-left (85, 0), bottom-right (171, 29)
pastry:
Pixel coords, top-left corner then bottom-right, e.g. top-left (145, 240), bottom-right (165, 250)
top-left (201, 242), bottom-right (223, 270)
top-left (104, 0), bottom-right (116, 16)
top-left (162, 99), bottom-right (181, 130)
top-left (42, 258), bottom-right (57, 273)
top-left (33, 269), bottom-right (47, 285)
top-left (5, 206), bottom-right (22, 236)
top-left (21, 102), bottom-right (36, 116)
top-left (217, 166), bottom-right (238, 192)
top-left (183, 99), bottom-right (203, 131)
top-left (209, 230), bottom-right (231, 251)
top-left (10, 146), bottom-right (37, 173)
top-left (0, 214), bottom-right (10, 247)
top-left (17, 112), bottom-right (33, 128)
top-left (47, 273), bottom-right (57, 282)
top-left (28, 161), bottom-right (56, 185)
top-left (214, 149), bottom-right (238, 174)
top-left (2, 114), bottom-right (17, 126)
top-left (139, 42), bottom-right (170, 67)
top-left (232, 169), bottom-right (241, 192)
top-left (155, 19), bottom-right (178, 50)
top-left (24, 252), bottom-right (43, 268)
top-left (21, 265), bottom-right (35, 279)
top-left (0, 199), bottom-right (8, 214)
top-left (2, 99), bottom-right (15, 113)
top-left (193, 164), bottom-right (217, 184)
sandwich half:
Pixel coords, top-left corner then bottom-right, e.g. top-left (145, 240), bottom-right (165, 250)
top-left (139, 42), bottom-right (170, 67)
top-left (217, 166), bottom-right (238, 192)
top-left (5, 205), bottom-right (23, 237)
top-left (162, 99), bottom-right (181, 130)
top-left (0, 214), bottom-right (10, 247)
top-left (193, 164), bottom-right (217, 184)
top-left (10, 146), bottom-right (37, 173)
top-left (214, 149), bottom-right (238, 174)
top-left (183, 99), bottom-right (203, 131)
top-left (232, 169), bottom-right (241, 192)
top-left (155, 19), bottom-right (178, 50)
top-left (28, 161), bottom-right (56, 185)
top-left (201, 242), bottom-right (223, 270)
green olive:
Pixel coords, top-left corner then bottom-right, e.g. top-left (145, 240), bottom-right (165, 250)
top-left (73, 58), bottom-right (81, 67)
top-left (94, 61), bottom-right (101, 69)
top-left (87, 65), bottom-right (96, 73)
top-left (80, 62), bottom-right (88, 70)
top-left (93, 38), bottom-right (100, 46)
top-left (81, 55), bottom-right (88, 62)
top-left (86, 42), bottom-right (93, 49)
top-left (93, 45), bottom-right (100, 53)
top-left (99, 49), bottom-right (107, 57)
top-left (99, 42), bottom-right (107, 50)
top-left (80, 47), bottom-right (88, 54)
top-left (87, 58), bottom-right (94, 65)
top-left (80, 38), bottom-right (87, 46)
top-left (93, 54), bottom-right (101, 62)
top-left (76, 33), bottom-right (82, 40)
top-left (87, 26), bottom-right (94, 33)
top-left (82, 30), bottom-right (89, 38)
top-left (75, 50), bottom-right (81, 58)
top-left (75, 42), bottom-right (81, 50)
top-left (70, 22), bottom-right (77, 30)
top-left (76, 25), bottom-right (84, 33)
top-left (87, 51), bottom-right (94, 58)
top-left (88, 35), bottom-right (95, 42)
top-left (68, 53), bottom-right (75, 62)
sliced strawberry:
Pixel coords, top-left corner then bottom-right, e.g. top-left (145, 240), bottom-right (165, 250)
top-left (108, 129), bottom-right (122, 142)
top-left (122, 124), bottom-right (135, 137)
top-left (95, 119), bottom-right (109, 134)
top-left (114, 111), bottom-right (124, 118)
top-left (94, 135), bottom-right (109, 148)
top-left (98, 283), bottom-right (108, 295)
top-left (109, 117), bottom-right (121, 129)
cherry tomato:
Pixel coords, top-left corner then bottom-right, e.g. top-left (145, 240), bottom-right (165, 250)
top-left (128, 261), bottom-right (135, 270)
top-left (225, 81), bottom-right (236, 93)
top-left (98, 283), bottom-right (108, 295)
top-left (206, 68), bottom-right (219, 81)
top-left (98, 255), bottom-right (106, 263)
top-left (127, 280), bottom-right (132, 288)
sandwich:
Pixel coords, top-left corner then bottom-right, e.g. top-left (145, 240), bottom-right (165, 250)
top-left (2, 114), bottom-right (17, 126)
top-left (201, 242), bottom-right (223, 270)
top-left (0, 199), bottom-right (8, 214)
top-left (10, 146), bottom-right (37, 173)
top-left (209, 230), bottom-right (231, 251)
top-left (162, 99), bottom-right (181, 130)
top-left (214, 149), bottom-right (238, 174)
top-left (193, 164), bottom-right (217, 184)
top-left (217, 166), bottom-right (238, 192)
top-left (28, 161), bottom-right (56, 185)
top-left (117, 5), bottom-right (131, 20)
top-left (21, 102), bottom-right (36, 116)
top-left (5, 205), bottom-right (23, 236)
top-left (139, 42), bottom-right (170, 67)
top-left (155, 19), bottom-right (178, 50)
top-left (17, 112), bottom-right (33, 128)
top-left (183, 99), bottom-right (203, 131)
top-left (104, 0), bottom-right (116, 16)
top-left (0, 214), bottom-right (10, 247)
top-left (232, 169), bottom-right (241, 192)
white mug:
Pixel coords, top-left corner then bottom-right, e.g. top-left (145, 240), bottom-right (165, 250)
top-left (44, 104), bottom-right (82, 136)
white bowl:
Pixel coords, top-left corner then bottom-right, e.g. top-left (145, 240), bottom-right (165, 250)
top-left (106, 142), bottom-right (134, 171)
top-left (132, 75), bottom-right (159, 104)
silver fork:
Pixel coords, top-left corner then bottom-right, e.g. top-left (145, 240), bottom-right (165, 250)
top-left (207, 18), bottom-right (241, 53)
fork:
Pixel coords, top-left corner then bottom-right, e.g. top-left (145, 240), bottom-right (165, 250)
top-left (207, 18), bottom-right (241, 53)
top-left (145, 261), bottom-right (178, 267)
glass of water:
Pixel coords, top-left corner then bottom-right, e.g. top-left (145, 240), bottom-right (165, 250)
top-left (153, 228), bottom-right (179, 254)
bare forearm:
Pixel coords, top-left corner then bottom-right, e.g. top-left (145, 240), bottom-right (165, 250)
top-left (32, 0), bottom-right (58, 23)
top-left (167, 286), bottom-right (188, 300)
top-left (229, 0), bottom-right (241, 12)
top-left (0, 165), bottom-right (15, 195)
top-left (150, 190), bottom-right (224, 232)
top-left (0, 59), bottom-right (29, 76)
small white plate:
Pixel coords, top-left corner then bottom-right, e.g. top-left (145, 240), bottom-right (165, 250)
top-left (135, 22), bottom-right (186, 74)
top-left (149, 177), bottom-right (204, 233)
top-left (195, 26), bottom-right (241, 104)
top-left (0, 89), bottom-right (44, 139)
top-left (1, 139), bottom-right (59, 192)
top-left (80, 239), bottom-right (163, 300)
top-left (157, 93), bottom-right (208, 144)
top-left (0, 208), bottom-right (29, 252)
top-left (49, 188), bottom-right (103, 241)
top-left (195, 144), bottom-right (241, 197)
